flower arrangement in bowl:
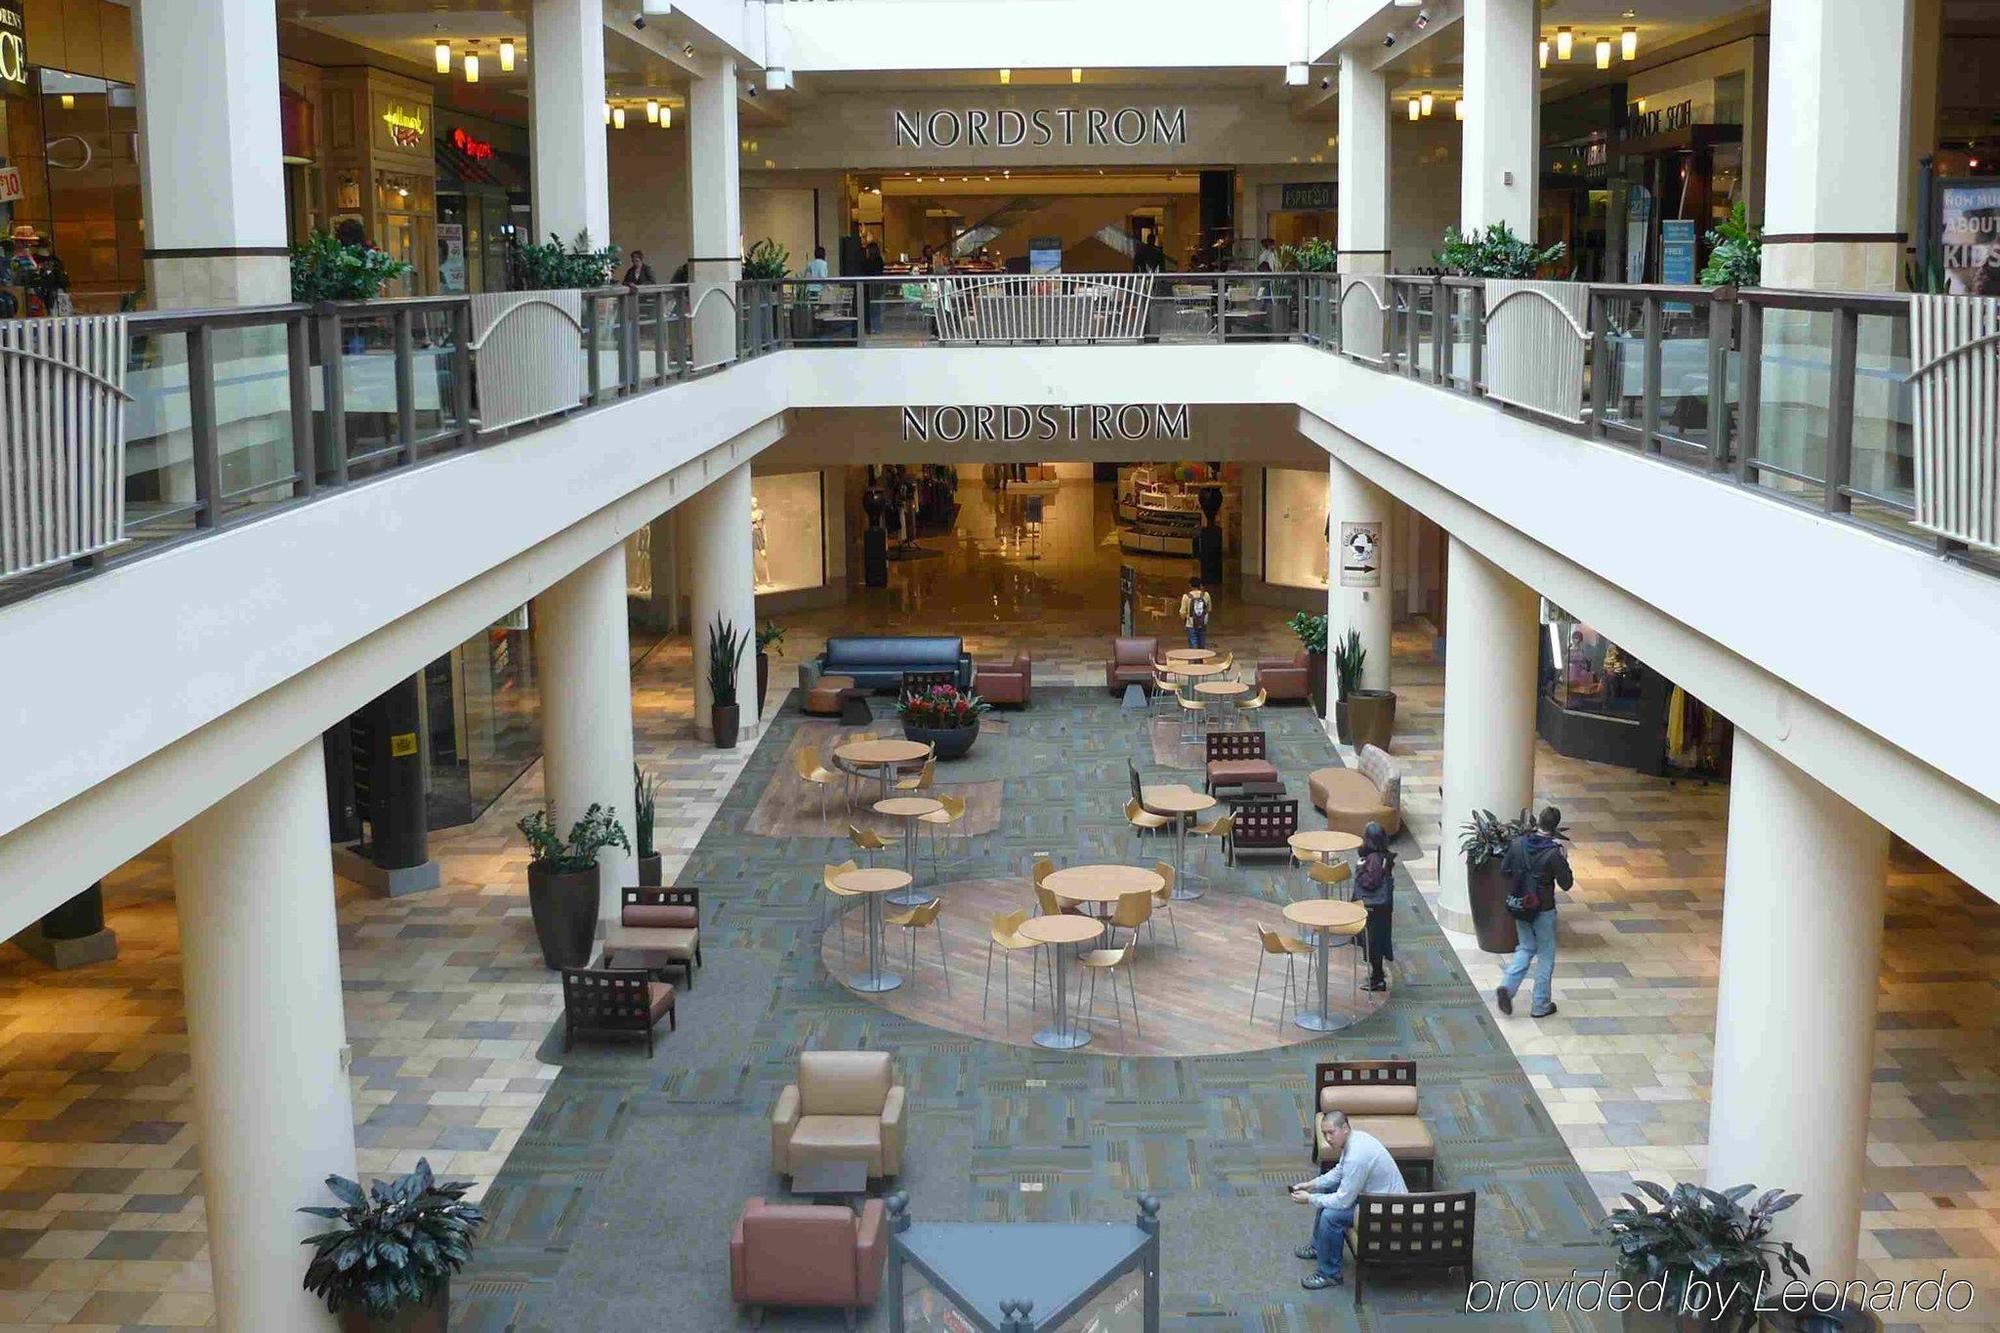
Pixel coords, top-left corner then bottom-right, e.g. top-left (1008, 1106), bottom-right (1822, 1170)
top-left (898, 684), bottom-right (990, 759)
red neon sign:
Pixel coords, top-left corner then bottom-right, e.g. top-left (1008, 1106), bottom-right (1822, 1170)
top-left (450, 127), bottom-right (495, 161)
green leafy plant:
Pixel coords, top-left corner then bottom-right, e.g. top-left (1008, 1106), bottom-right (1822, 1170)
top-left (1457, 808), bottom-right (1533, 870)
top-left (1279, 236), bottom-right (1340, 273)
top-left (756, 619), bottom-right (786, 653)
top-left (632, 764), bottom-right (657, 859)
top-left (1700, 203), bottom-right (1763, 287)
top-left (1331, 627), bottom-right (1366, 702)
top-left (897, 683), bottom-right (990, 729)
top-left (298, 1158), bottom-right (483, 1319)
top-left (513, 230), bottom-right (621, 290)
top-left (743, 238), bottom-right (791, 280)
top-left (516, 803), bottom-right (630, 873)
top-left (289, 230), bottom-right (412, 302)
top-left (707, 615), bottom-right (748, 708)
top-left (1904, 255), bottom-right (1949, 294)
top-left (1598, 1181), bottom-right (1808, 1319)
top-left (1286, 610), bottom-right (1328, 655)
top-left (1436, 221), bottom-right (1568, 278)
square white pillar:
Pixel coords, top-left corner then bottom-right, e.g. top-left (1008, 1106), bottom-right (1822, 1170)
top-left (1337, 57), bottom-right (1390, 274)
top-left (689, 60), bottom-right (743, 367)
top-left (531, 0), bottom-right (611, 248)
top-left (1460, 0), bottom-right (1540, 237)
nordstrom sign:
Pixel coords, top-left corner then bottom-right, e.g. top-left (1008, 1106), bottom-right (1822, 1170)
top-left (901, 404), bottom-right (1192, 444)
top-left (892, 107), bottom-right (1188, 150)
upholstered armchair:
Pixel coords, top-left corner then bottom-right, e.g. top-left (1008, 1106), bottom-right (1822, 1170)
top-left (1104, 637), bottom-right (1160, 692)
top-left (978, 651), bottom-right (1032, 706)
top-left (770, 1051), bottom-right (906, 1179)
top-left (730, 1197), bottom-right (887, 1328)
top-left (1256, 649), bottom-right (1311, 702)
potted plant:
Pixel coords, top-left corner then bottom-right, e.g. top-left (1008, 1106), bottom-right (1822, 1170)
top-left (707, 614), bottom-right (748, 749)
top-left (290, 230), bottom-right (413, 367)
top-left (1699, 203), bottom-right (1763, 288)
top-left (742, 238), bottom-right (791, 345)
top-left (510, 230), bottom-right (620, 291)
top-left (633, 764), bottom-right (661, 887)
top-left (1435, 221), bottom-right (1569, 278)
top-left (517, 803), bottom-right (630, 968)
top-left (1329, 627), bottom-right (1397, 750)
top-left (1457, 808), bottom-right (1533, 954)
top-left (755, 620), bottom-right (785, 721)
top-left (1597, 1182), bottom-right (1809, 1333)
top-left (299, 1158), bottom-right (484, 1332)
top-left (899, 683), bottom-right (990, 760)
top-left (1286, 611), bottom-right (1329, 718)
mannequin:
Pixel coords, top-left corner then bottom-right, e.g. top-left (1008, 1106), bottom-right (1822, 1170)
top-left (751, 494), bottom-right (773, 589)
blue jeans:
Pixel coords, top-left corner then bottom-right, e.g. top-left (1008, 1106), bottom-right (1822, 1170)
top-left (1498, 908), bottom-right (1558, 1014)
top-left (1311, 1204), bottom-right (1356, 1279)
top-left (1187, 625), bottom-right (1207, 648)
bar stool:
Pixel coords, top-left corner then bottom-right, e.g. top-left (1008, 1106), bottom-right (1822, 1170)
top-left (1176, 691), bottom-right (1208, 743)
top-left (1235, 686), bottom-right (1268, 730)
top-left (885, 897), bottom-right (950, 991)
top-left (1104, 889), bottom-right (1155, 952)
top-left (1081, 943), bottom-right (1139, 1038)
top-left (983, 909), bottom-right (1041, 1019)
top-left (921, 791), bottom-right (971, 874)
top-left (1250, 925), bottom-right (1314, 1029)
top-left (846, 824), bottom-right (888, 866)
top-left (819, 860), bottom-right (860, 961)
top-left (1189, 812), bottom-right (1232, 876)
top-left (1124, 797), bottom-right (1171, 857)
top-left (1307, 860), bottom-right (1354, 900)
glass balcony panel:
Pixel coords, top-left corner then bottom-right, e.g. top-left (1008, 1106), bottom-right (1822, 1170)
top-left (1753, 307), bottom-right (1833, 504)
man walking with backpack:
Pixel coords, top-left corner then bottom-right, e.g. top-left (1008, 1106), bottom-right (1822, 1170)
top-left (1495, 806), bottom-right (1574, 1018)
top-left (1179, 576), bottom-right (1212, 649)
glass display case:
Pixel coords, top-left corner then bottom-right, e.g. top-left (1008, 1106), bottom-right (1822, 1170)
top-left (1262, 466), bottom-right (1330, 590)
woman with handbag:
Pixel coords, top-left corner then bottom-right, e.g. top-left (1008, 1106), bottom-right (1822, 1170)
top-left (1355, 821), bottom-right (1396, 992)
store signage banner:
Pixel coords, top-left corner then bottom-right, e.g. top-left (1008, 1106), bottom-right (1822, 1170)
top-left (0, 3), bottom-right (27, 98)
top-left (0, 165), bottom-right (21, 205)
top-left (1280, 182), bottom-right (1336, 211)
top-left (1939, 181), bottom-right (2000, 295)
top-left (892, 106), bottom-right (1187, 150)
top-left (901, 404), bottom-right (1191, 444)
top-left (1338, 521), bottom-right (1382, 588)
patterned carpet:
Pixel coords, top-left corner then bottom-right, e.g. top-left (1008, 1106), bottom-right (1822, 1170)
top-left (455, 689), bottom-right (1616, 1331)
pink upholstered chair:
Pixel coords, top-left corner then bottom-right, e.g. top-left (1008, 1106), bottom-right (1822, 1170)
top-left (730, 1196), bottom-right (886, 1328)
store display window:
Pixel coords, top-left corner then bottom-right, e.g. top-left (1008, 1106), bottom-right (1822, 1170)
top-left (1546, 622), bottom-right (1646, 721)
top-left (1262, 467), bottom-right (1329, 590)
top-left (753, 471), bottom-right (826, 594)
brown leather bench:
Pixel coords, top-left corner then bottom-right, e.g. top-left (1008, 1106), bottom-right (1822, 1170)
top-left (604, 887), bottom-right (702, 989)
top-left (560, 967), bottom-right (675, 1055)
top-left (1311, 1059), bottom-right (1437, 1188)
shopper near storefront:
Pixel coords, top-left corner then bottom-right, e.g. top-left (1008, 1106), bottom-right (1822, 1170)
top-left (620, 250), bottom-right (655, 285)
top-left (1495, 806), bottom-right (1574, 1018)
top-left (1178, 576), bottom-right (1212, 649)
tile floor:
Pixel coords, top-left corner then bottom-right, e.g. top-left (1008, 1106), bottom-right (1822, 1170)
top-left (0, 476), bottom-right (1992, 1328)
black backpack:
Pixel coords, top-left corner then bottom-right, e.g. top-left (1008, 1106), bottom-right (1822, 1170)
top-left (1504, 844), bottom-right (1558, 922)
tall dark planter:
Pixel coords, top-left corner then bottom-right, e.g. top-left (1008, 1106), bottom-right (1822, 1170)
top-left (526, 864), bottom-right (598, 968)
top-left (338, 1284), bottom-right (448, 1333)
top-left (637, 853), bottom-right (663, 888)
top-left (755, 651), bottom-right (770, 721)
top-left (712, 704), bottom-right (741, 750)
top-left (1306, 650), bottom-right (1328, 718)
top-left (1347, 689), bottom-right (1396, 750)
top-left (1466, 861), bottom-right (1519, 954)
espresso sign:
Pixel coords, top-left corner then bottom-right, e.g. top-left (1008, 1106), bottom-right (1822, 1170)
top-left (892, 107), bottom-right (1188, 150)
top-left (0, 4), bottom-right (27, 98)
top-left (902, 404), bottom-right (1191, 444)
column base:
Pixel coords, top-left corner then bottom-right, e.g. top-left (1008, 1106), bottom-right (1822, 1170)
top-left (1760, 238), bottom-right (1901, 294)
top-left (144, 254), bottom-right (290, 309)
top-left (17, 928), bottom-right (119, 970)
top-left (330, 844), bottom-right (441, 897)
top-left (692, 719), bottom-right (762, 747)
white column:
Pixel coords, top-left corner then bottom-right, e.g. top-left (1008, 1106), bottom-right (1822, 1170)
top-left (1460, 0), bottom-right (1540, 235)
top-left (1763, 0), bottom-right (1914, 291)
top-left (1327, 456), bottom-right (1393, 693)
top-left (530, 0), bottom-right (611, 248)
top-left (1707, 734), bottom-right (1888, 1283)
top-left (171, 743), bottom-right (355, 1333)
top-left (688, 59), bottom-right (743, 366)
top-left (534, 546), bottom-right (638, 921)
top-left (686, 462), bottom-right (759, 745)
top-left (131, 0), bottom-right (288, 307)
top-left (1437, 536), bottom-right (1539, 931)
top-left (1336, 56), bottom-right (1390, 274)
top-left (1402, 505), bottom-right (1424, 617)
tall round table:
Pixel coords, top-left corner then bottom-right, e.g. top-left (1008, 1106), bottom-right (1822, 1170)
top-left (833, 738), bottom-right (932, 803)
top-left (1044, 864), bottom-right (1166, 938)
top-left (1139, 785), bottom-right (1217, 900)
top-left (836, 867), bottom-right (914, 994)
top-left (1195, 678), bottom-right (1250, 731)
top-left (1164, 647), bottom-right (1216, 663)
top-left (1016, 914), bottom-right (1104, 1049)
top-left (1288, 830), bottom-right (1363, 896)
top-left (872, 796), bottom-right (943, 905)
top-left (1283, 898), bottom-right (1366, 1032)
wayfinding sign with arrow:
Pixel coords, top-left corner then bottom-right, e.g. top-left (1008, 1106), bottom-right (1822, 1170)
top-left (1339, 521), bottom-right (1382, 589)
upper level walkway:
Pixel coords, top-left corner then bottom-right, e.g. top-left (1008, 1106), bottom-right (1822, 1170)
top-left (2, 273), bottom-right (1996, 921)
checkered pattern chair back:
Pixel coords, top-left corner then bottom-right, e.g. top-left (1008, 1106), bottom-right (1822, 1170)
top-left (1353, 1191), bottom-right (1475, 1267)
top-left (1317, 1059), bottom-right (1417, 1097)
top-left (1205, 729), bottom-right (1269, 765)
top-left (1231, 798), bottom-right (1298, 848)
top-left (900, 670), bottom-right (957, 695)
top-left (561, 969), bottom-right (653, 1030)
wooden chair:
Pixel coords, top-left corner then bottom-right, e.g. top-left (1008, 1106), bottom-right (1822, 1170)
top-left (919, 790), bottom-right (970, 873)
top-left (1105, 888), bottom-right (1154, 951)
top-left (794, 744), bottom-right (841, 824)
top-left (1307, 860), bottom-right (1354, 899)
top-left (1228, 799), bottom-right (1299, 865)
top-left (1080, 944), bottom-right (1139, 1037)
top-left (561, 967), bottom-right (675, 1055)
top-left (1124, 797), bottom-right (1171, 856)
top-left (982, 908), bottom-right (1041, 1019)
top-left (1251, 926), bottom-right (1313, 1029)
top-left (894, 754), bottom-right (937, 794)
top-left (1344, 1191), bottom-right (1476, 1305)
top-left (884, 897), bottom-right (949, 992)
top-left (820, 860), bottom-right (860, 961)
top-left (846, 824), bottom-right (888, 866)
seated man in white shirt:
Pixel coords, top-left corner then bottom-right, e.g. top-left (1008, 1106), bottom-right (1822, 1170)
top-left (1290, 1109), bottom-right (1408, 1289)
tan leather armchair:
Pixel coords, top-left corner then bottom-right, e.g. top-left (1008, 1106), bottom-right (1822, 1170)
top-left (730, 1197), bottom-right (886, 1328)
top-left (770, 1051), bottom-right (906, 1179)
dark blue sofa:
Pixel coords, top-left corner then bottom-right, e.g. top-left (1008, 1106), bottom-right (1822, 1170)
top-left (804, 636), bottom-right (974, 692)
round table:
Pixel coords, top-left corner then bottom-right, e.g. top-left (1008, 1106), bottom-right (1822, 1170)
top-left (836, 868), bottom-right (915, 994)
top-left (1192, 678), bottom-right (1249, 730)
top-left (872, 797), bottom-right (943, 905)
top-left (1283, 898), bottom-right (1367, 1032)
top-left (1164, 647), bottom-right (1216, 662)
top-left (834, 738), bottom-right (932, 803)
top-left (1289, 830), bottom-right (1363, 897)
top-left (1140, 785), bottom-right (1218, 900)
top-left (1017, 914), bottom-right (1104, 1049)
top-left (1045, 865), bottom-right (1166, 931)
top-left (1166, 660), bottom-right (1230, 680)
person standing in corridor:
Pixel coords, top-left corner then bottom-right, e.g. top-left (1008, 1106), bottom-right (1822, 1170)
top-left (1178, 576), bottom-right (1212, 649)
top-left (1495, 806), bottom-right (1574, 1018)
top-left (1355, 821), bottom-right (1396, 992)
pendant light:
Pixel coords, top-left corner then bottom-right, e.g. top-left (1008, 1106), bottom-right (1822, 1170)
top-left (1420, 91), bottom-right (1434, 116)
top-left (1622, 25), bottom-right (1638, 60)
top-left (1408, 97), bottom-right (1421, 122)
top-left (604, 101), bottom-right (612, 126)
top-left (1595, 37), bottom-right (1612, 70)
top-left (646, 98), bottom-right (660, 124)
top-left (1453, 98), bottom-right (1465, 121)
top-left (1539, 39), bottom-right (1550, 69)
top-left (662, 105), bottom-right (672, 128)
top-left (1556, 26), bottom-right (1573, 60)
top-left (1071, 68), bottom-right (1083, 83)
top-left (435, 39), bottom-right (451, 75)
top-left (999, 68), bottom-right (1010, 84)
top-left (463, 50), bottom-right (479, 83)
top-left (612, 104), bottom-right (626, 129)
top-left (500, 39), bottom-right (516, 73)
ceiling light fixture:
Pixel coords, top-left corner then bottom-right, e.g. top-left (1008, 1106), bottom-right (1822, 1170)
top-left (1622, 25), bottom-right (1638, 60)
top-left (1596, 37), bottom-right (1612, 69)
top-left (647, 98), bottom-right (660, 123)
top-left (1454, 98), bottom-right (1465, 121)
top-left (613, 104), bottom-right (626, 129)
top-left (1071, 67), bottom-right (1083, 83)
top-left (999, 68), bottom-right (1010, 84)
top-left (683, 42), bottom-right (696, 58)
top-left (463, 50), bottom-right (479, 83)
top-left (1556, 26), bottom-right (1574, 60)
top-left (1420, 91), bottom-right (1434, 116)
top-left (1408, 97), bottom-right (1421, 121)
top-left (500, 39), bottom-right (516, 72)
top-left (661, 105), bottom-right (671, 128)
top-left (604, 101), bottom-right (612, 126)
top-left (1539, 38), bottom-right (1550, 68)
top-left (435, 39), bottom-right (451, 74)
